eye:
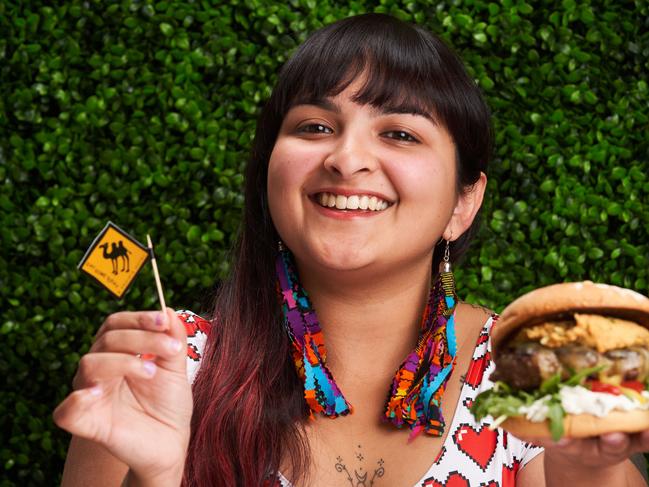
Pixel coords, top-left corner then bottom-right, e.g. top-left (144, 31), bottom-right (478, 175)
top-left (382, 130), bottom-right (420, 143)
top-left (297, 123), bottom-right (333, 135)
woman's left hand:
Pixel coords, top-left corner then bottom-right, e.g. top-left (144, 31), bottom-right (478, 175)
top-left (533, 430), bottom-right (649, 468)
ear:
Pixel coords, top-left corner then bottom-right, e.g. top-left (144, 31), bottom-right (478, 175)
top-left (443, 172), bottom-right (487, 241)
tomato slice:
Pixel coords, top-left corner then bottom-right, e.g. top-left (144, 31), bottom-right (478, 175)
top-left (588, 380), bottom-right (621, 395)
top-left (621, 381), bottom-right (645, 393)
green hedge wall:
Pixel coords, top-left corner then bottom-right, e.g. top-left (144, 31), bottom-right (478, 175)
top-left (1, 0), bottom-right (647, 484)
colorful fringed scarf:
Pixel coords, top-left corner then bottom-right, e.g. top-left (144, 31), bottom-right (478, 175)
top-left (276, 249), bottom-right (457, 438)
top-left (276, 249), bottom-right (352, 417)
top-left (384, 267), bottom-right (457, 439)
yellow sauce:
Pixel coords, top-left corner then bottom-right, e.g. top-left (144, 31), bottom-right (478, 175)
top-left (516, 314), bottom-right (649, 353)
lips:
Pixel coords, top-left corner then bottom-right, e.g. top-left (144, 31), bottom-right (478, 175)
top-left (314, 191), bottom-right (392, 211)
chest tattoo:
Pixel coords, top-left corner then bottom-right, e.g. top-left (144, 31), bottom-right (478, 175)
top-left (334, 444), bottom-right (385, 486)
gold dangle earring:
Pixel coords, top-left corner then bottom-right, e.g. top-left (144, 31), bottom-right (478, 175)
top-left (438, 237), bottom-right (457, 314)
top-left (440, 238), bottom-right (452, 273)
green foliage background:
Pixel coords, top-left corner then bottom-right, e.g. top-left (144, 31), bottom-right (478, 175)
top-left (1, 0), bottom-right (647, 484)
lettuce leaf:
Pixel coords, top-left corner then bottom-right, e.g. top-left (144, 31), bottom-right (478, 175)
top-left (539, 373), bottom-right (561, 395)
top-left (547, 401), bottom-right (565, 441)
top-left (565, 363), bottom-right (607, 386)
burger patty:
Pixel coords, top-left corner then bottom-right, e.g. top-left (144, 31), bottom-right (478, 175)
top-left (491, 342), bottom-right (649, 390)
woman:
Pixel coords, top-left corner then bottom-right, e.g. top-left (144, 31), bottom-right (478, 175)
top-left (54, 13), bottom-right (649, 487)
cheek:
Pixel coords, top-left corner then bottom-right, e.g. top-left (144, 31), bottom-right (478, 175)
top-left (386, 153), bottom-right (458, 241)
top-left (267, 142), bottom-right (310, 234)
top-left (267, 140), bottom-right (314, 191)
top-left (390, 158), bottom-right (453, 205)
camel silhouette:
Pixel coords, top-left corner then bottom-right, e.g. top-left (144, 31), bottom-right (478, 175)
top-left (99, 241), bottom-right (130, 274)
top-left (116, 240), bottom-right (130, 272)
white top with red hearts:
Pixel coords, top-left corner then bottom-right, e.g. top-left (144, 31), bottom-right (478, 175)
top-left (180, 311), bottom-right (543, 486)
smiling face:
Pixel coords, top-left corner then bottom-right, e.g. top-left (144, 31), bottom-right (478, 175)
top-left (267, 78), bottom-right (486, 278)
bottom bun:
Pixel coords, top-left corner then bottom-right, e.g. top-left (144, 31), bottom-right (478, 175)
top-left (501, 409), bottom-right (649, 439)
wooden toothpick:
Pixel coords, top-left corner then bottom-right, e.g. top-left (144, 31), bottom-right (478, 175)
top-left (147, 234), bottom-right (166, 311)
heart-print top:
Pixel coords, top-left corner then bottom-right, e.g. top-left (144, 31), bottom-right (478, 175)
top-left (179, 311), bottom-right (543, 486)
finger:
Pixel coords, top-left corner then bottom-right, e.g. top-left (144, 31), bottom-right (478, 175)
top-left (53, 386), bottom-right (107, 441)
top-left (73, 353), bottom-right (157, 389)
top-left (599, 432), bottom-right (631, 460)
top-left (94, 310), bottom-right (169, 342)
top-left (634, 429), bottom-right (649, 452)
top-left (92, 329), bottom-right (183, 358)
top-left (153, 308), bottom-right (188, 372)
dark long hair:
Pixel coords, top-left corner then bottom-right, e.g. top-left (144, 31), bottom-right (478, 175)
top-left (184, 13), bottom-right (492, 487)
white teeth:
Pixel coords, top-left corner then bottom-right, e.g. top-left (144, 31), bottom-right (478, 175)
top-left (315, 192), bottom-right (390, 211)
top-left (359, 195), bottom-right (369, 210)
top-left (335, 195), bottom-right (347, 209)
top-left (346, 195), bottom-right (359, 209)
top-left (368, 196), bottom-right (377, 210)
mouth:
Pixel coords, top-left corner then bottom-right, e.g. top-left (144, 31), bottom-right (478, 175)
top-left (312, 192), bottom-right (393, 212)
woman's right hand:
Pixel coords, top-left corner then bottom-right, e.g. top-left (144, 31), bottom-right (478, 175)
top-left (53, 308), bottom-right (192, 485)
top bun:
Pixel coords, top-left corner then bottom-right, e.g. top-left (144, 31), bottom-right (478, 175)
top-left (491, 281), bottom-right (649, 356)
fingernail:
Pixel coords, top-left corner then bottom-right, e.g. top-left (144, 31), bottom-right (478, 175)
top-left (155, 312), bottom-right (166, 327)
top-left (143, 361), bottom-right (156, 377)
top-left (555, 438), bottom-right (571, 447)
top-left (167, 338), bottom-right (182, 353)
top-left (603, 432), bottom-right (625, 445)
top-left (88, 386), bottom-right (102, 397)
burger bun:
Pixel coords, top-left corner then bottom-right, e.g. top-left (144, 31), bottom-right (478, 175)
top-left (491, 281), bottom-right (649, 357)
top-left (501, 409), bottom-right (649, 439)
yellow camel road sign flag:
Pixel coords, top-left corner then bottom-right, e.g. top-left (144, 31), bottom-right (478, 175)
top-left (78, 222), bottom-right (150, 298)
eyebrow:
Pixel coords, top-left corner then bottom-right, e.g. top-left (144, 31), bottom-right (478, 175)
top-left (381, 104), bottom-right (438, 124)
top-left (291, 97), bottom-right (437, 124)
top-left (292, 97), bottom-right (341, 114)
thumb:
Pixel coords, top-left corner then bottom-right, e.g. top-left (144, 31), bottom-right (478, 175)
top-left (155, 307), bottom-right (188, 373)
top-left (53, 387), bottom-right (107, 442)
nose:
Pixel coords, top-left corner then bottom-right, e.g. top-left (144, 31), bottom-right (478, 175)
top-left (323, 130), bottom-right (378, 178)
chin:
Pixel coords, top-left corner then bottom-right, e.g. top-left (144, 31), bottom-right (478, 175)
top-left (295, 239), bottom-right (377, 274)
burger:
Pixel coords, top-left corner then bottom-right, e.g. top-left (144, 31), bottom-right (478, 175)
top-left (471, 281), bottom-right (649, 440)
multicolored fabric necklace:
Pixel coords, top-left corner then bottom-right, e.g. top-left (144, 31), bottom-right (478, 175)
top-left (276, 248), bottom-right (458, 439)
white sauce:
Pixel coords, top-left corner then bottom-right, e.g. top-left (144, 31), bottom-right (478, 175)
top-left (518, 386), bottom-right (649, 422)
top-left (519, 395), bottom-right (552, 422)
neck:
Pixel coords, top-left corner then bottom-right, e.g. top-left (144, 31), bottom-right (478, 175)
top-left (295, 256), bottom-right (434, 397)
